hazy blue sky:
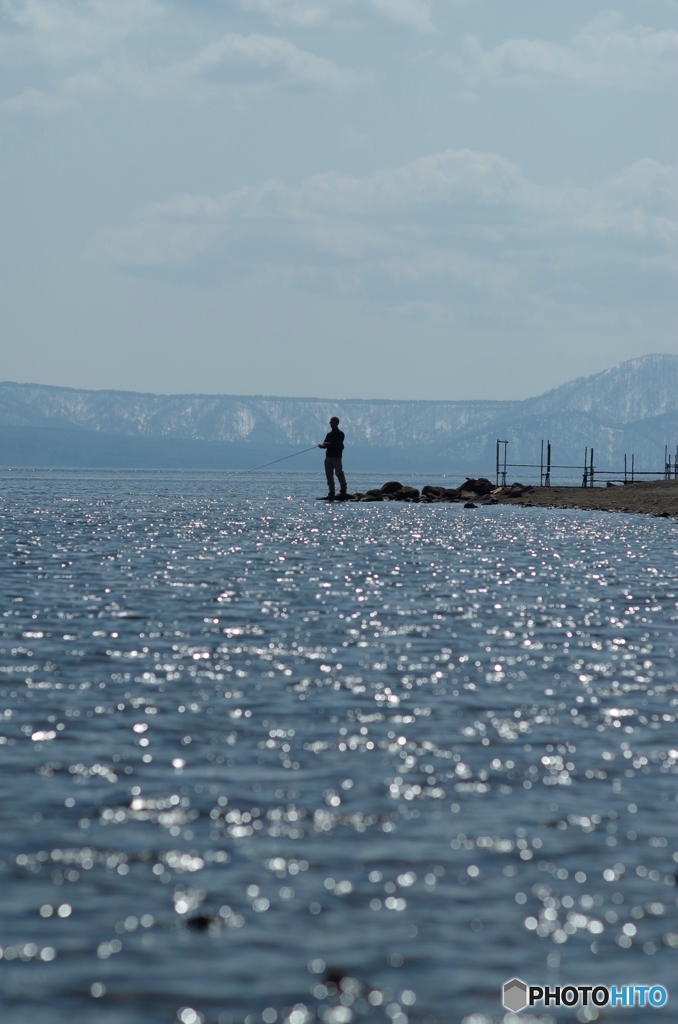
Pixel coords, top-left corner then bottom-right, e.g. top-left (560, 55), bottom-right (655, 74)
top-left (1, 0), bottom-right (676, 399)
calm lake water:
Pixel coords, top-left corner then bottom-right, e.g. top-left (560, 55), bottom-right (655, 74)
top-left (1, 470), bottom-right (677, 1024)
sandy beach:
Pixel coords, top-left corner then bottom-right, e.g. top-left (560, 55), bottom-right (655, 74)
top-left (498, 478), bottom-right (678, 517)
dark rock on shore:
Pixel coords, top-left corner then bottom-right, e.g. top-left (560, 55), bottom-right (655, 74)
top-left (393, 485), bottom-right (420, 500)
top-left (317, 477), bottom-right (534, 505)
top-left (316, 493), bottom-right (360, 501)
top-left (462, 477), bottom-right (495, 496)
top-left (317, 478), bottom-right (494, 504)
top-left (499, 482), bottom-right (534, 498)
top-left (315, 478), bottom-right (678, 517)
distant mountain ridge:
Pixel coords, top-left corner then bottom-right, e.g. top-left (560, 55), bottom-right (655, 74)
top-left (521, 356), bottom-right (678, 423)
top-left (2, 354), bottom-right (678, 476)
top-left (0, 381), bottom-right (515, 446)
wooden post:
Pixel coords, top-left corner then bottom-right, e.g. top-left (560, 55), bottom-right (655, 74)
top-left (540, 439), bottom-right (544, 488)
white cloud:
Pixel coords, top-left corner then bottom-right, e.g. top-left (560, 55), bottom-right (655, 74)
top-left (367, 0), bottom-right (433, 34)
top-left (235, 0), bottom-right (332, 28)
top-left (461, 13), bottom-right (678, 90)
top-left (574, 158), bottom-right (678, 246)
top-left (235, 0), bottom-right (434, 33)
top-left (0, 28), bottom-right (366, 111)
top-left (105, 149), bottom-right (678, 283)
top-left (108, 148), bottom-right (535, 260)
top-left (0, 55), bottom-right (206, 112)
top-left (177, 32), bottom-right (367, 91)
top-left (0, 0), bottom-right (161, 64)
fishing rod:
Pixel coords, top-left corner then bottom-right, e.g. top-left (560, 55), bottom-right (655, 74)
top-left (246, 445), bottom-right (320, 472)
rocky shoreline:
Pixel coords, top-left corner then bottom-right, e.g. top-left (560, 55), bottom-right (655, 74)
top-left (322, 477), bottom-right (678, 517)
top-left (321, 477), bottom-right (523, 506)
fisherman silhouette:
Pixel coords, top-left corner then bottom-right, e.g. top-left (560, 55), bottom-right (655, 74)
top-left (318, 417), bottom-right (347, 500)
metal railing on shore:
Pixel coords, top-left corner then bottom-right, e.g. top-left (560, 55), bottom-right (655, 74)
top-left (495, 440), bottom-right (678, 489)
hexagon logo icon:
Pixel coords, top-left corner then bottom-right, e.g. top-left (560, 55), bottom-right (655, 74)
top-left (503, 978), bottom-right (528, 1013)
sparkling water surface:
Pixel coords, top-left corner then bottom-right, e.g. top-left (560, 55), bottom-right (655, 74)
top-left (1, 470), bottom-right (677, 1024)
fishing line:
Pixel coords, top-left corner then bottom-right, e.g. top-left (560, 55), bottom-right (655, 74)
top-left (246, 445), bottom-right (320, 472)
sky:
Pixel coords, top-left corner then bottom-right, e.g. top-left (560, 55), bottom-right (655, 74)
top-left (0, 0), bottom-right (676, 400)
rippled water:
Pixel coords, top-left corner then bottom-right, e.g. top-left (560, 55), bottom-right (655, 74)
top-left (1, 469), bottom-right (677, 1024)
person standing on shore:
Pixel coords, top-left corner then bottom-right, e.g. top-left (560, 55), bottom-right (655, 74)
top-left (319, 416), bottom-right (347, 500)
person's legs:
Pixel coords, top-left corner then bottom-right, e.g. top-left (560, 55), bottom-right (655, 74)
top-left (335, 460), bottom-right (347, 495)
top-left (324, 458), bottom-right (335, 497)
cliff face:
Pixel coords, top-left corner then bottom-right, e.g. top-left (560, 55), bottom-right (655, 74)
top-left (0, 382), bottom-right (515, 447)
top-left (1, 355), bottom-right (677, 474)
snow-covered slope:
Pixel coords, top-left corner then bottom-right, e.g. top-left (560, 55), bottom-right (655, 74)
top-left (0, 382), bottom-right (515, 447)
top-left (519, 354), bottom-right (678, 424)
top-left (1, 355), bottom-right (677, 472)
